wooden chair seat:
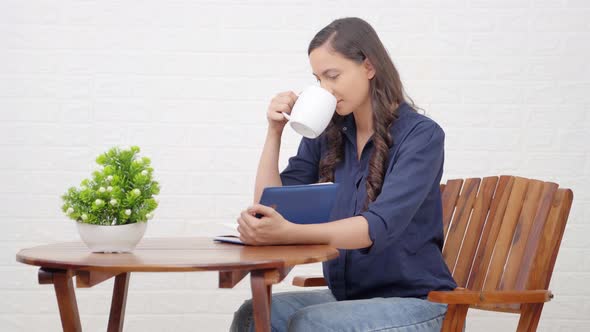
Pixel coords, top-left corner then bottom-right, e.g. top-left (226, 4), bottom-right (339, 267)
top-left (293, 176), bottom-right (573, 332)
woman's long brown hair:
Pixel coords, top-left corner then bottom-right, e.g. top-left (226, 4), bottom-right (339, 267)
top-left (309, 17), bottom-right (418, 211)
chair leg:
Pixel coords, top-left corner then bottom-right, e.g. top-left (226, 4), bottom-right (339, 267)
top-left (107, 272), bottom-right (131, 332)
top-left (440, 304), bottom-right (468, 332)
top-left (250, 270), bottom-right (272, 332)
top-left (50, 269), bottom-right (82, 332)
top-left (517, 303), bottom-right (544, 332)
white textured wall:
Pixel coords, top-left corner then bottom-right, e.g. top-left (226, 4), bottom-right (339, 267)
top-left (1, 0), bottom-right (589, 331)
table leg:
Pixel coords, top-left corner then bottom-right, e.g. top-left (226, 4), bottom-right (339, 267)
top-left (107, 272), bottom-right (131, 332)
top-left (250, 270), bottom-right (272, 332)
top-left (49, 269), bottom-right (82, 332)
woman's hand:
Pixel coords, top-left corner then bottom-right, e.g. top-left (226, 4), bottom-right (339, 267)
top-left (237, 204), bottom-right (295, 245)
top-left (266, 91), bottom-right (298, 135)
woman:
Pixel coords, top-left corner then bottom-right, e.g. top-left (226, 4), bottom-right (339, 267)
top-left (231, 17), bottom-right (457, 332)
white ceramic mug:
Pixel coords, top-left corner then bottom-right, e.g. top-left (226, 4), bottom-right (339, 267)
top-left (283, 85), bottom-right (337, 139)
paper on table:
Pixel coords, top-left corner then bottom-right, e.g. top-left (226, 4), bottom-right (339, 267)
top-left (213, 235), bottom-right (244, 245)
top-left (214, 223), bottom-right (245, 245)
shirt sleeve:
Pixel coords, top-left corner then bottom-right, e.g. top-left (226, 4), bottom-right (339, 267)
top-left (358, 121), bottom-right (445, 255)
top-left (279, 137), bottom-right (321, 186)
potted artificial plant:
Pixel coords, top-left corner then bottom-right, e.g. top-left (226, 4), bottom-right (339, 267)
top-left (61, 146), bottom-right (160, 253)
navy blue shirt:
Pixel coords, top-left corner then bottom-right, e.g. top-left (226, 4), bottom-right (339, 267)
top-left (279, 102), bottom-right (457, 301)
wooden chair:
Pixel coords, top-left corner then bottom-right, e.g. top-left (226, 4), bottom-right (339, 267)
top-left (292, 176), bottom-right (573, 331)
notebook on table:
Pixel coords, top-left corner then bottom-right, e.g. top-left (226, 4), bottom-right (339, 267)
top-left (214, 182), bottom-right (339, 245)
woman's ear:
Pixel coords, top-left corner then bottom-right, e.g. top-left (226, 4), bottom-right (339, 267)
top-left (363, 59), bottom-right (376, 80)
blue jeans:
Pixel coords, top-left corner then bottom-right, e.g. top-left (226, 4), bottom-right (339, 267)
top-left (230, 289), bottom-right (447, 332)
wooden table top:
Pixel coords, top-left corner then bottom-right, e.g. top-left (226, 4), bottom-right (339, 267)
top-left (16, 237), bottom-right (339, 273)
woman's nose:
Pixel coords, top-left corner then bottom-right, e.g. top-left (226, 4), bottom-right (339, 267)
top-left (320, 82), bottom-right (334, 95)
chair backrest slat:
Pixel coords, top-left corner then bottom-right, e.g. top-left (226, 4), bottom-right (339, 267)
top-left (512, 182), bottom-right (558, 291)
top-left (525, 188), bottom-right (572, 290)
top-left (483, 177), bottom-right (530, 291)
top-left (443, 178), bottom-right (480, 275)
top-left (499, 179), bottom-right (545, 291)
top-left (441, 179), bottom-right (463, 237)
top-left (466, 176), bottom-right (514, 291)
top-left (452, 176), bottom-right (498, 287)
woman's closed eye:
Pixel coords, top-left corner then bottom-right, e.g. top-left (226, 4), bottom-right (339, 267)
top-left (314, 74), bottom-right (340, 82)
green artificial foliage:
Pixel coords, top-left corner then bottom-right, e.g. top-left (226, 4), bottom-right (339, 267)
top-left (61, 146), bottom-right (160, 225)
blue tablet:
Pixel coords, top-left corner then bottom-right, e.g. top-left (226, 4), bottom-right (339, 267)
top-left (257, 182), bottom-right (339, 224)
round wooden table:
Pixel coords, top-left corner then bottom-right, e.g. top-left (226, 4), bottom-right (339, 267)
top-left (16, 237), bottom-right (339, 332)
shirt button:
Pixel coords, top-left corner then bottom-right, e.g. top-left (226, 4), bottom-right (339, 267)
top-left (342, 127), bottom-right (347, 131)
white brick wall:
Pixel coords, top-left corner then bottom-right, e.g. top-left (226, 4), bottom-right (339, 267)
top-left (1, 0), bottom-right (588, 331)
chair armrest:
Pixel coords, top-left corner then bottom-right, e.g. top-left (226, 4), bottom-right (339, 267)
top-left (428, 289), bottom-right (553, 305)
top-left (292, 275), bottom-right (327, 287)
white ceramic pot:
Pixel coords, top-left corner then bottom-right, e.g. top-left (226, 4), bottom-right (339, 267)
top-left (76, 222), bottom-right (147, 253)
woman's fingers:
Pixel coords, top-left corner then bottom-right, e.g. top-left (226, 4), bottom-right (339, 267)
top-left (266, 90), bottom-right (298, 133)
top-left (270, 92), bottom-right (297, 115)
top-left (237, 216), bottom-right (255, 240)
top-left (247, 204), bottom-right (277, 218)
top-left (241, 210), bottom-right (263, 229)
top-left (287, 91), bottom-right (298, 105)
top-left (268, 103), bottom-right (291, 121)
top-left (276, 94), bottom-right (297, 109)
top-left (238, 204), bottom-right (284, 245)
